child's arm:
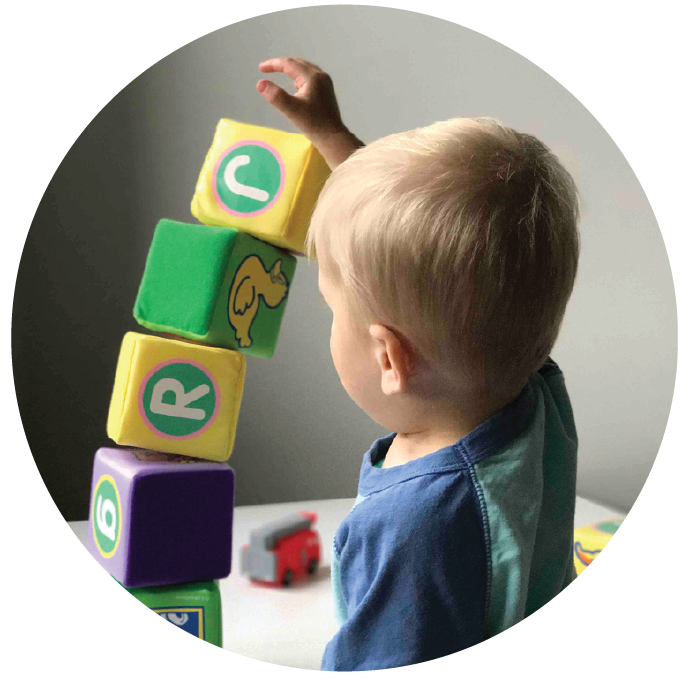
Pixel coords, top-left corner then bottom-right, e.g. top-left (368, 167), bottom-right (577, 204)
top-left (257, 57), bottom-right (364, 169)
top-left (321, 474), bottom-right (487, 671)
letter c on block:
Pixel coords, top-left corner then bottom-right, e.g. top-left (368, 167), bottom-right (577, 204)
top-left (224, 155), bottom-right (270, 202)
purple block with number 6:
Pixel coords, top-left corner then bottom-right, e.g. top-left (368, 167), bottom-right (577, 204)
top-left (86, 447), bottom-right (234, 587)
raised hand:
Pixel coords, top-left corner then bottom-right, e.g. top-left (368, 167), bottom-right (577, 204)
top-left (258, 57), bottom-right (364, 169)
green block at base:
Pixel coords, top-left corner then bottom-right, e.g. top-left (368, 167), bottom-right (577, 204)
top-left (122, 580), bottom-right (222, 647)
top-left (134, 219), bottom-right (297, 358)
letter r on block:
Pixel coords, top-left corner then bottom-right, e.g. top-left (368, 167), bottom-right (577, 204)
top-left (150, 379), bottom-right (210, 421)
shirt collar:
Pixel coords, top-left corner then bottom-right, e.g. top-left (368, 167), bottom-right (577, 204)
top-left (358, 377), bottom-right (537, 496)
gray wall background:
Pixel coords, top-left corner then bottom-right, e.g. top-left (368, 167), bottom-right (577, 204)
top-left (12, 6), bottom-right (676, 521)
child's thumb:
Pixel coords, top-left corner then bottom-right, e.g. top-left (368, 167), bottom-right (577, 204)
top-left (257, 80), bottom-right (300, 119)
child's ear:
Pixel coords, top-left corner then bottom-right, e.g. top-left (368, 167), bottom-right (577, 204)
top-left (369, 324), bottom-right (413, 396)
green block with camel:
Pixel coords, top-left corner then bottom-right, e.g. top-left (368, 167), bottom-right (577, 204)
top-left (134, 218), bottom-right (297, 358)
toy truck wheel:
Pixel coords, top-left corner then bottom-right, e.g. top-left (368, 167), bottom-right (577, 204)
top-left (308, 559), bottom-right (319, 575)
top-left (282, 569), bottom-right (294, 587)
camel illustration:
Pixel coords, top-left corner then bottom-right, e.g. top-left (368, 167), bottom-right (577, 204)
top-left (228, 255), bottom-right (289, 347)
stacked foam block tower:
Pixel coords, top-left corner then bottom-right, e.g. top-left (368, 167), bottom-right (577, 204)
top-left (87, 119), bottom-right (330, 646)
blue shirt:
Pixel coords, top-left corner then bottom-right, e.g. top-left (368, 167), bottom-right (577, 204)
top-left (321, 358), bottom-right (578, 671)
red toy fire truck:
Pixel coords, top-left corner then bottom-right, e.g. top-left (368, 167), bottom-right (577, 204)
top-left (240, 511), bottom-right (320, 586)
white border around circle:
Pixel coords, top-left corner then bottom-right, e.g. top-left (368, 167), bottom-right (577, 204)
top-left (2, 1), bottom-right (687, 677)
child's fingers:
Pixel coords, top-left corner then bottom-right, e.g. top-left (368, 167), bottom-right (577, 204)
top-left (259, 57), bottom-right (315, 86)
top-left (256, 79), bottom-right (304, 120)
top-left (293, 58), bottom-right (325, 73)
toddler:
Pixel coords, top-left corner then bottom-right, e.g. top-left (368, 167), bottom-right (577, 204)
top-left (257, 57), bottom-right (580, 671)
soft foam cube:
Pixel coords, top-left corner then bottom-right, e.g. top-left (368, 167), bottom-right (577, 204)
top-left (133, 219), bottom-right (297, 358)
top-left (87, 448), bottom-right (234, 587)
top-left (573, 518), bottom-right (623, 575)
top-left (191, 118), bottom-right (330, 254)
top-left (123, 580), bottom-right (222, 647)
top-left (107, 332), bottom-right (245, 461)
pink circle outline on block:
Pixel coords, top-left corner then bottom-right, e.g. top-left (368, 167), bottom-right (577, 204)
top-left (138, 359), bottom-right (221, 440)
top-left (212, 140), bottom-right (286, 218)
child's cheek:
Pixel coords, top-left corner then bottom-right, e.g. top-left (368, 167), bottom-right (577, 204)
top-left (329, 319), bottom-right (336, 362)
top-left (329, 322), bottom-right (342, 375)
top-left (329, 322), bottom-right (350, 390)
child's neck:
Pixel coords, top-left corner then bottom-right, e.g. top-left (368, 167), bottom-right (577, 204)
top-left (381, 427), bottom-right (469, 469)
top-left (380, 388), bottom-right (521, 469)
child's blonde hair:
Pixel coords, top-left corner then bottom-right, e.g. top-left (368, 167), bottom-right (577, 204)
top-left (307, 117), bottom-right (580, 394)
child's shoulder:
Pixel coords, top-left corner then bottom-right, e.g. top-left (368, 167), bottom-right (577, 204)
top-left (335, 444), bottom-right (480, 552)
top-left (537, 356), bottom-right (561, 376)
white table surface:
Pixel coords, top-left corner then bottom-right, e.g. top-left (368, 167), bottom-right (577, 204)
top-left (69, 495), bottom-right (621, 670)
